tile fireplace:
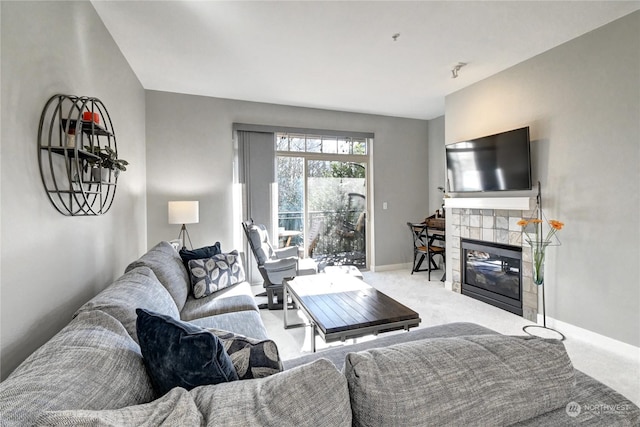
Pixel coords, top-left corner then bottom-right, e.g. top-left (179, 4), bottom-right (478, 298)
top-left (448, 206), bottom-right (538, 322)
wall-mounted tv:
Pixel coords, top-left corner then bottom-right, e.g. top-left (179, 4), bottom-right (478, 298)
top-left (446, 127), bottom-right (532, 192)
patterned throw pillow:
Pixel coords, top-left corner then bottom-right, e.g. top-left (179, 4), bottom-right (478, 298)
top-left (208, 328), bottom-right (283, 380)
top-left (188, 250), bottom-right (245, 299)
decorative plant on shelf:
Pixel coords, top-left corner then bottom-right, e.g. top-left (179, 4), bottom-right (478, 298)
top-left (83, 145), bottom-right (129, 180)
top-left (518, 217), bottom-right (564, 286)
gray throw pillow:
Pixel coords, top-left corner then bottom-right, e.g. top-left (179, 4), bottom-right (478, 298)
top-left (207, 328), bottom-right (283, 380)
top-left (188, 250), bottom-right (245, 298)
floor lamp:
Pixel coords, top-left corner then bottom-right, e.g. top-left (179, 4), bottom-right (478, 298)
top-left (168, 201), bottom-right (199, 250)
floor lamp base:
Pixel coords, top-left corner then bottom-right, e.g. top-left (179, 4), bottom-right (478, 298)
top-left (523, 324), bottom-right (566, 341)
top-left (177, 224), bottom-right (193, 250)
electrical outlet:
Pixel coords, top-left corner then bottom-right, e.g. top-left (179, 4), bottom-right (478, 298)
top-left (383, 202), bottom-right (388, 210)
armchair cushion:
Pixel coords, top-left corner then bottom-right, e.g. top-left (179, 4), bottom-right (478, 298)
top-left (273, 246), bottom-right (298, 259)
top-left (246, 224), bottom-right (274, 265)
top-left (263, 257), bottom-right (297, 272)
top-left (263, 257), bottom-right (297, 286)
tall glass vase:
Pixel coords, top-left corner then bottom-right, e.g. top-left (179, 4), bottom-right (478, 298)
top-left (531, 242), bottom-right (549, 286)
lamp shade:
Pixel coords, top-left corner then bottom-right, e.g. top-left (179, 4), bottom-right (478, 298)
top-left (168, 201), bottom-right (199, 225)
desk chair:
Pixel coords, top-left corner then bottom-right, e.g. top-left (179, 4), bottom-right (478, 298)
top-left (407, 222), bottom-right (445, 280)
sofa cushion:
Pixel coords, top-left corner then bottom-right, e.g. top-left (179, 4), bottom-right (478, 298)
top-left (512, 370), bottom-right (640, 426)
top-left (181, 281), bottom-right (258, 321)
top-left (208, 328), bottom-right (283, 380)
top-left (35, 387), bottom-right (203, 426)
top-left (75, 266), bottom-right (179, 343)
top-left (0, 310), bottom-right (154, 427)
top-left (136, 309), bottom-right (238, 397)
top-left (284, 321), bottom-right (496, 371)
top-left (344, 335), bottom-right (575, 427)
top-left (189, 310), bottom-right (269, 341)
top-left (188, 250), bottom-right (246, 299)
top-left (191, 358), bottom-right (352, 427)
top-left (125, 241), bottom-right (191, 311)
top-left (179, 242), bottom-right (221, 267)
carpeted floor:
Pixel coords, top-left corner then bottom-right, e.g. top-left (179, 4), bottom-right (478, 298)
top-left (255, 268), bottom-right (640, 406)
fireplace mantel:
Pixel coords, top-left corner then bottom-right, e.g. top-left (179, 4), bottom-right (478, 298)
top-left (444, 197), bottom-right (532, 211)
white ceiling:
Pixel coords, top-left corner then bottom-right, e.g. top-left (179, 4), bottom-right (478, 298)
top-left (92, 1), bottom-right (639, 120)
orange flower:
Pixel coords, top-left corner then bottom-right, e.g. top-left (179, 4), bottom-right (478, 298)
top-left (549, 220), bottom-right (564, 231)
top-left (520, 216), bottom-right (564, 247)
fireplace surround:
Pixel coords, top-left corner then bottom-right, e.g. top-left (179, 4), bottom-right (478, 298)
top-left (448, 206), bottom-right (538, 322)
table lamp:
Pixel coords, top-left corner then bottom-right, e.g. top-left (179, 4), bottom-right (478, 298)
top-left (168, 201), bottom-right (199, 250)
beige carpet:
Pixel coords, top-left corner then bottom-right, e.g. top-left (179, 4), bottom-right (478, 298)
top-left (255, 268), bottom-right (640, 406)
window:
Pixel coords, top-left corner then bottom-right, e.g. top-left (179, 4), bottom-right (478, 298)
top-left (277, 133), bottom-right (368, 156)
top-left (276, 132), bottom-right (370, 269)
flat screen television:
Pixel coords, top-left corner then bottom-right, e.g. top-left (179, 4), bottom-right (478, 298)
top-left (446, 127), bottom-right (532, 192)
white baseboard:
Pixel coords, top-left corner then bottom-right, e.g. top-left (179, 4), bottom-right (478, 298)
top-left (539, 314), bottom-right (640, 361)
top-left (371, 263), bottom-right (411, 272)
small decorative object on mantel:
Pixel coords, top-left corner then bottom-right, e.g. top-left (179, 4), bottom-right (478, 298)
top-left (519, 181), bottom-right (565, 341)
top-left (38, 94), bottom-right (123, 216)
top-left (437, 186), bottom-right (449, 217)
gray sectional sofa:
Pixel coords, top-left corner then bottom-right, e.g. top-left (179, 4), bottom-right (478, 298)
top-left (1, 241), bottom-right (638, 426)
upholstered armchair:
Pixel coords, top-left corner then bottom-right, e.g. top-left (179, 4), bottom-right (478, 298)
top-left (242, 220), bottom-right (317, 309)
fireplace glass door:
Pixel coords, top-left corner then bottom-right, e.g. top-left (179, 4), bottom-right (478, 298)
top-left (461, 239), bottom-right (523, 316)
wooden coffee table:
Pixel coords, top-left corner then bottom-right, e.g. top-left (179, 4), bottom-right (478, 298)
top-left (283, 274), bottom-right (421, 352)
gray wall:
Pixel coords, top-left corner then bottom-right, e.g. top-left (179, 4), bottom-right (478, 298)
top-left (427, 115), bottom-right (446, 214)
top-left (445, 12), bottom-right (639, 346)
top-left (145, 91), bottom-right (429, 269)
top-left (0, 1), bottom-right (147, 379)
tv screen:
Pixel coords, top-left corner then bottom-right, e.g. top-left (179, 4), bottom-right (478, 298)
top-left (446, 127), bottom-right (532, 192)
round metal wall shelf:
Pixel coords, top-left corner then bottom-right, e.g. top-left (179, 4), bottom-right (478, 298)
top-left (38, 94), bottom-right (118, 216)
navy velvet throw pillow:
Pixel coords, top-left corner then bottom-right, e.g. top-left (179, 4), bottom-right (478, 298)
top-left (179, 242), bottom-right (222, 266)
top-left (135, 308), bottom-right (238, 396)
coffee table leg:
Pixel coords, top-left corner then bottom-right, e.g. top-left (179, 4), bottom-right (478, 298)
top-left (284, 280), bottom-right (307, 330)
top-left (309, 321), bottom-right (316, 353)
